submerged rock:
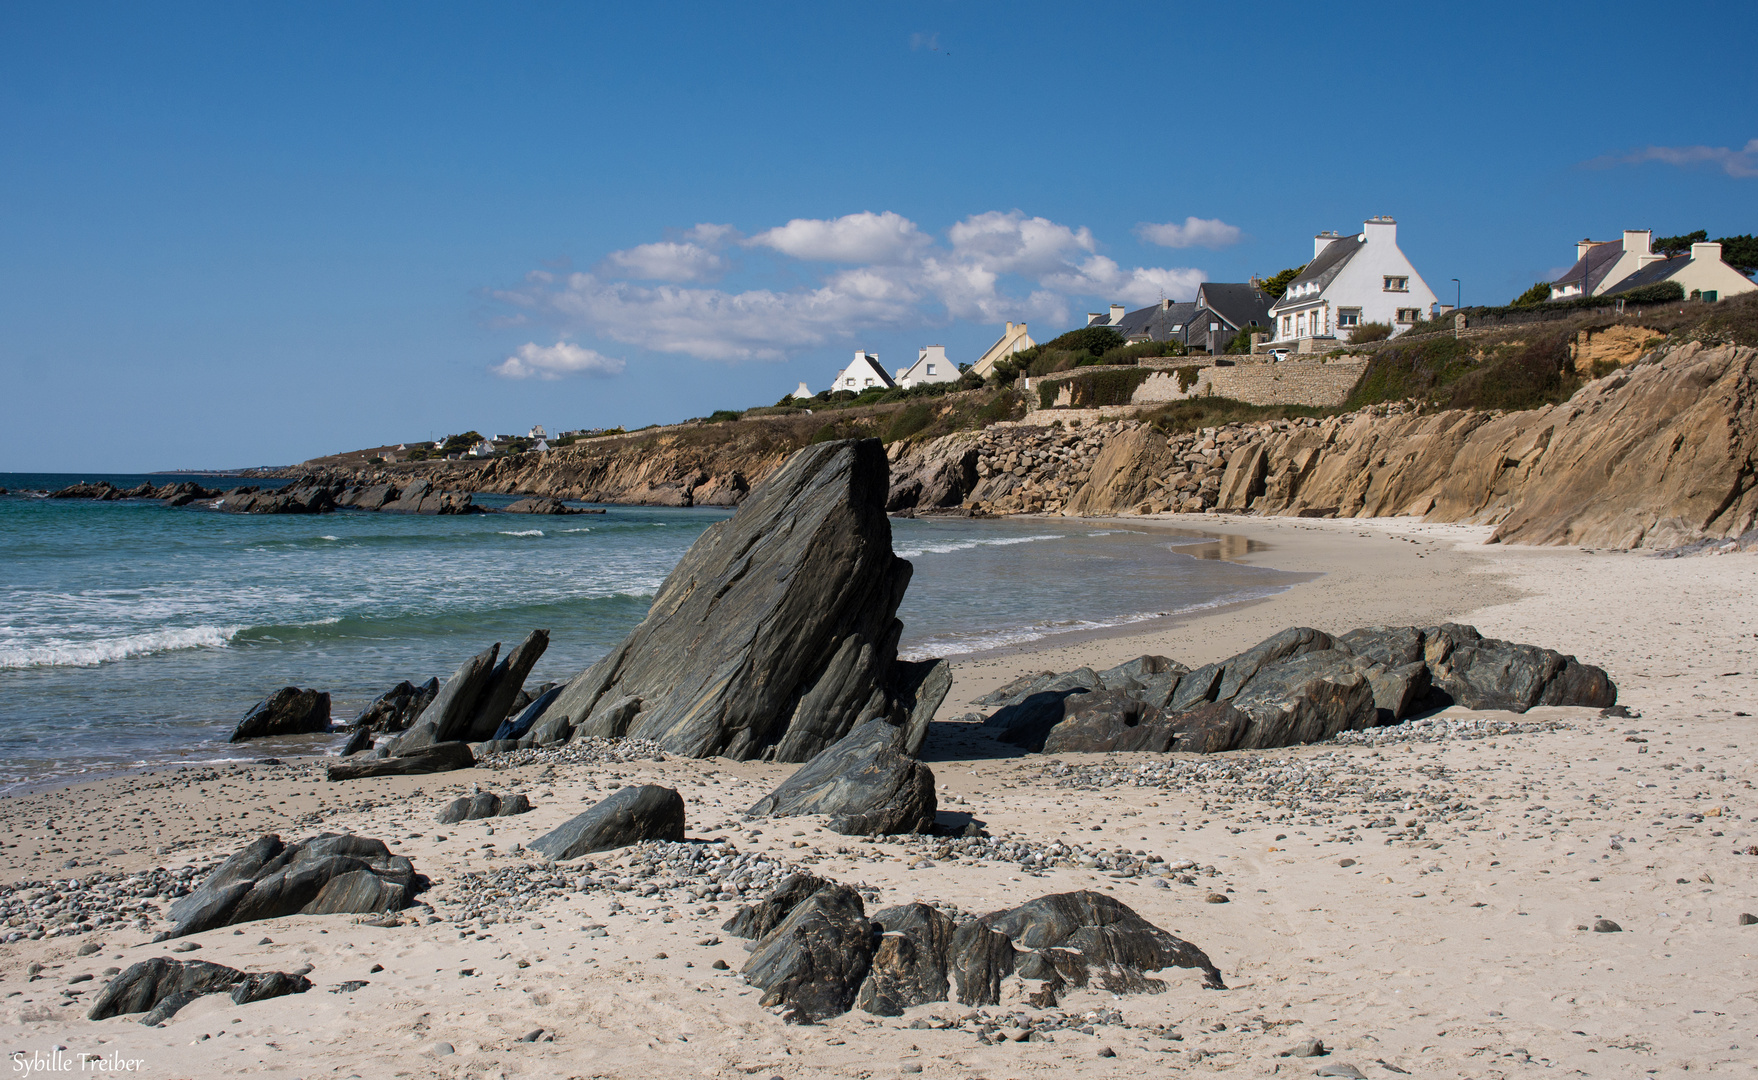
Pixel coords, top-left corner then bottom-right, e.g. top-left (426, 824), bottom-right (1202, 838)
top-left (528, 784), bottom-right (685, 860)
top-left (230, 688), bottom-right (331, 743)
top-left (534, 439), bottom-right (914, 763)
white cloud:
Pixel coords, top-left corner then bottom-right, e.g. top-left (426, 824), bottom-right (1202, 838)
top-left (602, 241), bottom-right (726, 282)
top-left (492, 341), bottom-right (626, 380)
top-left (1589, 138), bottom-right (1758, 178)
top-left (747, 211), bottom-right (929, 263)
top-left (1136, 216), bottom-right (1243, 249)
top-left (496, 208), bottom-right (1206, 363)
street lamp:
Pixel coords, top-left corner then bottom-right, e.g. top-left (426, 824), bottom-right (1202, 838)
top-left (1451, 278), bottom-right (1461, 310)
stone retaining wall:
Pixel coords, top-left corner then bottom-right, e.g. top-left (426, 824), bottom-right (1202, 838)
top-left (1132, 358), bottom-right (1368, 408)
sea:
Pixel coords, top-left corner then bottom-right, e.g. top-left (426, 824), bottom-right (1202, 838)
top-left (0, 472), bottom-right (1311, 793)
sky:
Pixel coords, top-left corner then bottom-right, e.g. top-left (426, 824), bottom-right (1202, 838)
top-left (2, 1), bottom-right (1755, 471)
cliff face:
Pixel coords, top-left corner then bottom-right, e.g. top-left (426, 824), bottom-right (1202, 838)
top-left (308, 338), bottom-right (1756, 550)
top-left (881, 339), bottom-right (1757, 549)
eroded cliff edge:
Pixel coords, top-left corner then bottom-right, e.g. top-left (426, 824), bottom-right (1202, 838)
top-left (300, 336), bottom-right (1757, 550)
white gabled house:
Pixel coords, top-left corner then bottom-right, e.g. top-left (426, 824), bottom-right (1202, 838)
top-left (1550, 231), bottom-right (1659, 300)
top-left (832, 351), bottom-right (895, 393)
top-left (894, 345), bottom-right (961, 389)
top-left (1268, 216), bottom-right (1438, 346)
top-left (527, 425), bottom-right (547, 440)
top-left (1602, 241), bottom-right (1757, 303)
top-left (789, 381), bottom-right (812, 400)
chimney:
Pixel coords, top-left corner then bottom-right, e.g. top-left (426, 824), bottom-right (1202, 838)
top-left (1161, 297), bottom-right (1172, 311)
top-left (1005, 321), bottom-right (1014, 335)
top-left (1362, 216), bottom-right (1397, 246)
top-left (1314, 230), bottom-right (1340, 259)
top-left (1691, 241), bottom-right (1723, 264)
top-left (1110, 304), bottom-right (1126, 323)
top-left (1577, 238), bottom-right (1596, 260)
top-left (1088, 312), bottom-right (1104, 326)
top-left (1624, 229), bottom-right (1652, 258)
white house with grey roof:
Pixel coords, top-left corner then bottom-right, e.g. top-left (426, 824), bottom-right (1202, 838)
top-left (1267, 217), bottom-right (1438, 347)
top-left (832, 351), bottom-right (895, 393)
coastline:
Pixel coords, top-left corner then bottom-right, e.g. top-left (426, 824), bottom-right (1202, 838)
top-left (2, 518), bottom-right (1755, 1077)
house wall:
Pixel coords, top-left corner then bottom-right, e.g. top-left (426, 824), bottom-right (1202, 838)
top-left (1036, 357), bottom-right (1367, 410)
top-left (1319, 224), bottom-right (1438, 339)
top-left (1668, 245), bottom-right (1758, 300)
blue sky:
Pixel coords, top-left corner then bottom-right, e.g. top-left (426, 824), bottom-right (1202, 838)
top-left (3, 1), bottom-right (1755, 471)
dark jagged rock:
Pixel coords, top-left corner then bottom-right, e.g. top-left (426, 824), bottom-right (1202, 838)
top-left (50, 481), bottom-right (119, 500)
top-left (434, 790), bottom-right (531, 824)
top-left (886, 658), bottom-right (952, 758)
top-left (350, 680), bottom-right (434, 733)
top-left (87, 957), bottom-right (310, 1023)
top-left (528, 784), bottom-right (684, 861)
top-left (949, 920), bottom-right (1016, 1006)
top-left (340, 727), bottom-right (373, 757)
top-left (1038, 691), bottom-right (1180, 754)
top-left (984, 890), bottom-right (1225, 991)
top-left (230, 688), bottom-right (331, 743)
top-left (325, 740), bottom-right (475, 780)
top-left (981, 623), bottom-right (1617, 755)
top-left (740, 884), bottom-right (877, 1022)
top-left (537, 439), bottom-right (914, 763)
top-left (745, 720), bottom-right (936, 836)
top-left (503, 497), bottom-right (604, 515)
top-left (218, 481), bottom-right (337, 515)
top-left (855, 903), bottom-right (957, 1016)
top-left (159, 833), bottom-right (419, 939)
top-left (722, 873), bottom-right (832, 940)
top-left (379, 480), bottom-right (480, 515)
top-left (462, 630), bottom-right (549, 742)
top-left (493, 683), bottom-right (564, 742)
top-left (388, 645), bottom-right (499, 754)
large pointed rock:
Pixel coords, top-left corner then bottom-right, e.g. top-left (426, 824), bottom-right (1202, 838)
top-left (159, 833), bottom-right (418, 939)
top-left (527, 784), bottom-right (684, 860)
top-left (386, 645), bottom-right (499, 755)
top-left (536, 439), bottom-right (913, 762)
top-left (462, 630), bottom-right (549, 742)
top-left (745, 720), bottom-right (936, 836)
top-left (740, 883), bottom-right (877, 1022)
top-left (856, 903), bottom-right (957, 1015)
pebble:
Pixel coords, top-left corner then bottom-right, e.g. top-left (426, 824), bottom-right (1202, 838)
top-left (171, 941), bottom-right (201, 952)
top-left (1097, 1046), bottom-right (1116, 1058)
top-left (1205, 893), bottom-right (1229, 904)
top-left (1739, 913), bottom-right (1757, 925)
top-left (479, 736), bottom-right (667, 771)
top-left (1316, 1065), bottom-right (1366, 1079)
top-left (0, 861), bottom-right (219, 942)
top-left (1285, 1037), bottom-right (1325, 1057)
top-left (430, 1042), bottom-right (454, 1056)
top-left (1593, 919), bottom-right (1622, 933)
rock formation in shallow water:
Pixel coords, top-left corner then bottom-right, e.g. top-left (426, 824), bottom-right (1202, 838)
top-left (534, 439), bottom-right (915, 763)
top-left (984, 623), bottom-right (1615, 754)
top-left (230, 688), bottom-right (331, 742)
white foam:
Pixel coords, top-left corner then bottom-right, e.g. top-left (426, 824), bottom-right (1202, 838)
top-left (893, 533), bottom-right (1063, 559)
top-left (319, 535), bottom-right (339, 541)
top-left (499, 529), bottom-right (544, 537)
top-left (561, 527), bottom-right (593, 533)
top-left (0, 625), bottom-right (241, 669)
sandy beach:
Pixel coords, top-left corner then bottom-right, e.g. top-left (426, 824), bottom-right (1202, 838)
top-left (4, 515), bottom-right (1756, 1079)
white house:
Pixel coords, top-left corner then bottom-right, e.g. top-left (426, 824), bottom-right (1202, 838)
top-left (968, 322), bottom-right (1036, 378)
top-left (894, 345), bottom-right (961, 389)
top-left (1550, 231), bottom-right (1660, 300)
top-left (1603, 241), bottom-right (1757, 302)
top-left (467, 439), bottom-right (496, 458)
top-left (789, 381), bottom-right (812, 400)
top-left (832, 351), bottom-right (895, 393)
top-left (1268, 217), bottom-right (1439, 345)
top-left (531, 438), bottom-right (550, 452)
top-left (527, 424), bottom-right (547, 440)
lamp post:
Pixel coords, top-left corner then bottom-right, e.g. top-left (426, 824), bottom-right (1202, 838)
top-left (1451, 278), bottom-right (1460, 310)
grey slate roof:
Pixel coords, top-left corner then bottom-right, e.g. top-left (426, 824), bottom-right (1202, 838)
top-left (1115, 301), bottom-right (1199, 342)
top-left (1551, 241), bottom-right (1626, 293)
top-left (1196, 282), bottom-right (1274, 330)
top-left (1601, 255), bottom-right (1687, 295)
top-left (1282, 234), bottom-right (1362, 293)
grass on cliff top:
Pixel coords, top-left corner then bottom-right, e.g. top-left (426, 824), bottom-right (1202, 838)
top-left (1138, 398), bottom-right (1338, 435)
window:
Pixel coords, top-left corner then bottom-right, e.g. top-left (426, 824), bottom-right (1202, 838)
top-left (1395, 308), bottom-right (1420, 323)
top-left (925, 364), bottom-right (936, 375)
top-left (1282, 315), bottom-right (1291, 335)
top-left (1170, 324), bottom-right (1182, 332)
top-left (1337, 307), bottom-right (1361, 327)
top-left (1384, 276), bottom-right (1409, 292)
top-left (1703, 290), bottom-right (1719, 302)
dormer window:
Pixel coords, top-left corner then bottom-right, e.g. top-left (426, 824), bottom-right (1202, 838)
top-left (1384, 276), bottom-right (1409, 292)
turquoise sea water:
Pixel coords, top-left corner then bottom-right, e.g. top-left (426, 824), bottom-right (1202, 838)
top-left (0, 472), bottom-right (1308, 791)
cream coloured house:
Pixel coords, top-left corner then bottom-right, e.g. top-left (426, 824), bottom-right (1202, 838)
top-left (968, 321), bottom-right (1036, 378)
top-left (1603, 241), bottom-right (1756, 302)
top-left (1267, 217), bottom-right (1438, 346)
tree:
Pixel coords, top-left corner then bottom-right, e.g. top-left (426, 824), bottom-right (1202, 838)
top-left (1510, 281), bottom-right (1553, 307)
top-left (1715, 235), bottom-right (1758, 276)
top-left (1654, 230), bottom-right (1708, 257)
top-left (1039, 326), bottom-right (1125, 357)
top-left (1257, 266), bottom-right (1304, 300)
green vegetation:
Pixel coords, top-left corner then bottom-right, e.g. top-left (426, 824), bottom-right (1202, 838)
top-left (1038, 368), bottom-right (1152, 409)
top-left (1141, 397), bottom-right (1335, 435)
top-left (989, 327), bottom-right (1127, 382)
top-left (1175, 365), bottom-right (1202, 391)
top-left (1510, 281), bottom-right (1553, 306)
top-left (883, 402), bottom-right (934, 442)
top-left (1257, 267), bottom-right (1303, 300)
top-left (1653, 230), bottom-right (1708, 256)
top-left (1653, 230), bottom-right (1756, 274)
top-left (1351, 321), bottom-right (1393, 343)
top-left (439, 431), bottom-right (483, 453)
top-left (1346, 330), bottom-right (1587, 413)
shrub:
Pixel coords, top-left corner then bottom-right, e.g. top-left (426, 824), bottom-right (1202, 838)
top-left (883, 403), bottom-right (934, 443)
top-left (1257, 266), bottom-right (1303, 300)
top-left (1510, 281), bottom-right (1553, 307)
top-left (1351, 321), bottom-right (1393, 343)
top-left (1046, 368), bottom-right (1152, 408)
top-left (1176, 365), bottom-right (1202, 391)
top-left (1142, 397), bottom-right (1334, 435)
top-left (1344, 335), bottom-right (1476, 408)
top-left (707, 410), bottom-right (743, 423)
top-left (977, 390), bottom-right (1023, 427)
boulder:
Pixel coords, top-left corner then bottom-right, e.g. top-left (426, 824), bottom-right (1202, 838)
top-left (503, 497), bottom-right (602, 515)
top-left (326, 741), bottom-right (475, 780)
top-left (387, 645), bottom-right (499, 754)
top-left (536, 439), bottom-right (914, 763)
top-left (722, 873), bottom-right (833, 940)
top-left (1366, 661), bottom-right (1431, 722)
top-left (886, 658), bottom-right (952, 758)
top-left (1423, 623), bottom-right (1617, 711)
top-left (985, 688), bottom-right (1092, 750)
top-left (740, 884), bottom-right (877, 1022)
top-left (435, 790), bottom-right (532, 824)
top-left (350, 680), bottom-right (432, 733)
top-left (340, 727), bottom-right (373, 757)
top-left (745, 720), bottom-right (936, 836)
top-left (855, 903), bottom-right (957, 1015)
top-left (230, 688), bottom-right (331, 742)
top-left (87, 958), bottom-right (310, 1023)
top-left (1039, 691), bottom-right (1180, 754)
top-left (983, 890), bottom-right (1225, 991)
top-left (949, 919), bottom-right (1016, 1006)
top-left (527, 785), bottom-right (685, 860)
top-left (461, 630), bottom-right (550, 742)
top-left (1225, 650), bottom-right (1379, 748)
top-left (1095, 655), bottom-right (1185, 693)
top-left (159, 833), bottom-right (419, 939)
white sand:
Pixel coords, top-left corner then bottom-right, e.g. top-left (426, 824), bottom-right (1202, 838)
top-left (3, 518), bottom-right (1755, 1078)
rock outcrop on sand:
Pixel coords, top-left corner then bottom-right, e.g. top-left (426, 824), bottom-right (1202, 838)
top-left (724, 877), bottom-right (1222, 1022)
top-left (528, 785), bottom-right (686, 861)
top-left (435, 790), bottom-right (532, 823)
top-left (983, 624), bottom-right (1615, 754)
top-left (326, 741), bottom-right (476, 781)
top-left (87, 957), bottom-right (311, 1024)
top-left (158, 833), bottom-right (420, 940)
top-left (229, 688), bottom-right (331, 742)
top-left (380, 631), bottom-right (548, 757)
top-left (349, 679), bottom-right (439, 733)
top-left (530, 439), bottom-right (918, 763)
top-left (745, 719), bottom-right (937, 836)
